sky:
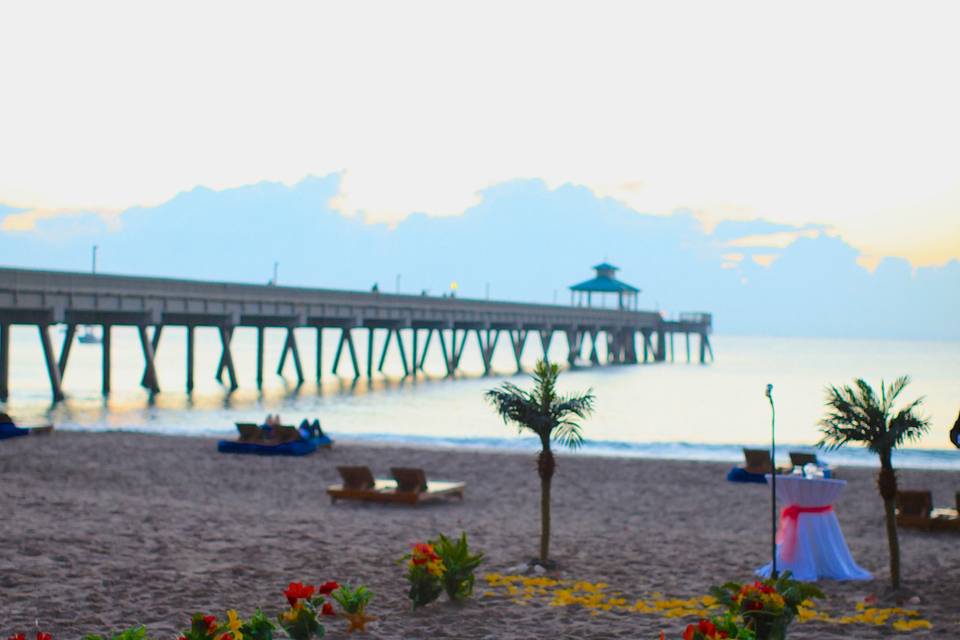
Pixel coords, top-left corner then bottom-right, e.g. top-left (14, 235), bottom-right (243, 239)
top-left (1, 1), bottom-right (959, 268)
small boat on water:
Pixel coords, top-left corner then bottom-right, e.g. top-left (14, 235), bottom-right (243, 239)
top-left (78, 326), bottom-right (101, 344)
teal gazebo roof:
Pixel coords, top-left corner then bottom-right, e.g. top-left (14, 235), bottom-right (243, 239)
top-left (570, 263), bottom-right (640, 294)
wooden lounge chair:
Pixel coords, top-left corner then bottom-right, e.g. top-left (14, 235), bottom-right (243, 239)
top-left (272, 425), bottom-right (302, 444)
top-left (789, 452), bottom-right (819, 468)
top-left (326, 466), bottom-right (465, 505)
top-left (896, 490), bottom-right (960, 531)
top-left (740, 449), bottom-right (790, 475)
top-left (235, 423), bottom-right (263, 443)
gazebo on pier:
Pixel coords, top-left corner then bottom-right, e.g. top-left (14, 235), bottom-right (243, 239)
top-left (570, 263), bottom-right (640, 310)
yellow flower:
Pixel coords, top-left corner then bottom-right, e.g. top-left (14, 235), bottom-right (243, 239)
top-left (426, 559), bottom-right (446, 577)
top-left (226, 610), bottom-right (244, 640)
top-left (280, 602), bottom-right (302, 624)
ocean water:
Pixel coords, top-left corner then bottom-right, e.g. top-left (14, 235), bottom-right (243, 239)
top-left (2, 328), bottom-right (959, 470)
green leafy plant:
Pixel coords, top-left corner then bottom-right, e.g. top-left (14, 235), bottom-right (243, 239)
top-left (486, 360), bottom-right (595, 566)
top-left (817, 376), bottom-right (930, 590)
top-left (432, 532), bottom-right (484, 601)
top-left (402, 542), bottom-right (445, 609)
top-left (84, 627), bottom-right (151, 640)
top-left (237, 609), bottom-right (277, 640)
top-left (330, 584), bottom-right (375, 633)
top-left (711, 571), bottom-right (823, 640)
top-left (330, 584), bottom-right (373, 614)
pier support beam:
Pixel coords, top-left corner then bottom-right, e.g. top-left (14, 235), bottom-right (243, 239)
top-left (396, 329), bottom-right (410, 377)
top-left (411, 329), bottom-right (418, 375)
top-left (102, 324), bottom-right (112, 395)
top-left (137, 325), bottom-right (160, 393)
top-left (38, 324), bottom-right (65, 402)
top-left (186, 326), bottom-right (195, 392)
top-left (331, 328), bottom-right (360, 379)
top-left (565, 329), bottom-right (582, 367)
top-left (315, 327), bottom-right (323, 383)
top-left (277, 328), bottom-right (304, 385)
top-left (588, 330), bottom-right (600, 365)
top-left (140, 326), bottom-right (163, 388)
top-left (417, 328), bottom-right (434, 372)
top-left (438, 329), bottom-right (453, 377)
top-left (367, 328), bottom-right (375, 379)
top-left (510, 329), bottom-right (527, 372)
top-left (476, 328), bottom-right (500, 375)
top-left (641, 330), bottom-right (652, 363)
top-left (377, 328), bottom-right (393, 373)
top-left (685, 333), bottom-right (691, 364)
top-left (539, 329), bottom-right (554, 362)
top-left (655, 328), bottom-right (667, 362)
top-left (58, 323), bottom-right (76, 378)
top-left (0, 323), bottom-right (9, 401)
top-left (256, 327), bottom-right (265, 389)
top-left (699, 333), bottom-right (714, 364)
top-left (217, 326), bottom-right (238, 390)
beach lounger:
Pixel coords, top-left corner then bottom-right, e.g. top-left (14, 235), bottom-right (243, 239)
top-left (326, 466), bottom-right (465, 505)
top-left (235, 423), bottom-right (263, 442)
top-left (217, 423), bottom-right (332, 456)
top-left (0, 413), bottom-right (54, 440)
top-left (896, 490), bottom-right (960, 532)
top-left (726, 448), bottom-right (790, 483)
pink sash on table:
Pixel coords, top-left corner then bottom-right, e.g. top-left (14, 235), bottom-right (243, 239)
top-left (777, 504), bottom-right (833, 562)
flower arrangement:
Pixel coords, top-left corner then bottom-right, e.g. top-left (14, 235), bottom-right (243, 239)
top-left (277, 581), bottom-right (339, 640)
top-left (711, 572), bottom-right (823, 640)
top-left (402, 533), bottom-right (484, 609)
top-left (678, 615), bottom-right (755, 639)
top-left (403, 542), bottom-right (446, 609)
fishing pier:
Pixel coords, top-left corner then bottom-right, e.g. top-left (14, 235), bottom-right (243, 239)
top-left (0, 267), bottom-right (713, 401)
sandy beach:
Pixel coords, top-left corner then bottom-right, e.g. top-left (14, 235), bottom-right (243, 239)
top-left (2, 431), bottom-right (957, 638)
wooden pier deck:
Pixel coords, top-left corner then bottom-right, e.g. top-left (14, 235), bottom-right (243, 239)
top-left (0, 268), bottom-right (713, 401)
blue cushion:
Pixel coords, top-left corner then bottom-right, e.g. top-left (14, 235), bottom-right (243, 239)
top-left (726, 466), bottom-right (768, 484)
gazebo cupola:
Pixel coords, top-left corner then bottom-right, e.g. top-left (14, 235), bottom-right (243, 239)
top-left (569, 262), bottom-right (640, 310)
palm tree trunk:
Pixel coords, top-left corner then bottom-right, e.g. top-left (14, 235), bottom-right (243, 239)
top-left (538, 446), bottom-right (555, 566)
top-left (540, 471), bottom-right (551, 566)
top-left (877, 450), bottom-right (901, 590)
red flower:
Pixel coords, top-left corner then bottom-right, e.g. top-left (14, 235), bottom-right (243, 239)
top-left (318, 580), bottom-right (340, 595)
top-left (219, 634), bottom-right (234, 640)
top-left (201, 615), bottom-right (218, 633)
top-left (178, 637), bottom-right (188, 640)
top-left (36, 635), bottom-right (52, 640)
top-left (284, 581), bottom-right (316, 606)
top-left (321, 602), bottom-right (336, 616)
top-left (697, 620), bottom-right (716, 635)
top-left (683, 625), bottom-right (696, 640)
top-left (8, 634), bottom-right (26, 640)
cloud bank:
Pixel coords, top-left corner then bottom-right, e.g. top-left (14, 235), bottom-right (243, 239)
top-left (2, 175), bottom-right (957, 339)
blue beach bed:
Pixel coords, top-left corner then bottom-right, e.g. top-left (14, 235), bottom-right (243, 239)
top-left (0, 422), bottom-right (30, 440)
top-left (217, 433), bottom-right (333, 456)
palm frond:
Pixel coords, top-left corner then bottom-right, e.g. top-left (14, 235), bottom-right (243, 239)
top-left (553, 419), bottom-right (585, 449)
top-left (817, 376), bottom-right (928, 455)
top-left (485, 385), bottom-right (551, 438)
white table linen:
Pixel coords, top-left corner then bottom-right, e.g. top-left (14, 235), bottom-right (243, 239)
top-left (756, 475), bottom-right (872, 582)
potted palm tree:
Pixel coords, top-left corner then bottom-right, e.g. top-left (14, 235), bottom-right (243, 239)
top-left (486, 360), bottom-right (595, 568)
top-left (817, 376), bottom-right (930, 591)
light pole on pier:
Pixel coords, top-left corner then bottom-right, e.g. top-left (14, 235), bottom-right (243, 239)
top-left (92, 245), bottom-right (98, 274)
top-left (273, 262), bottom-right (279, 286)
